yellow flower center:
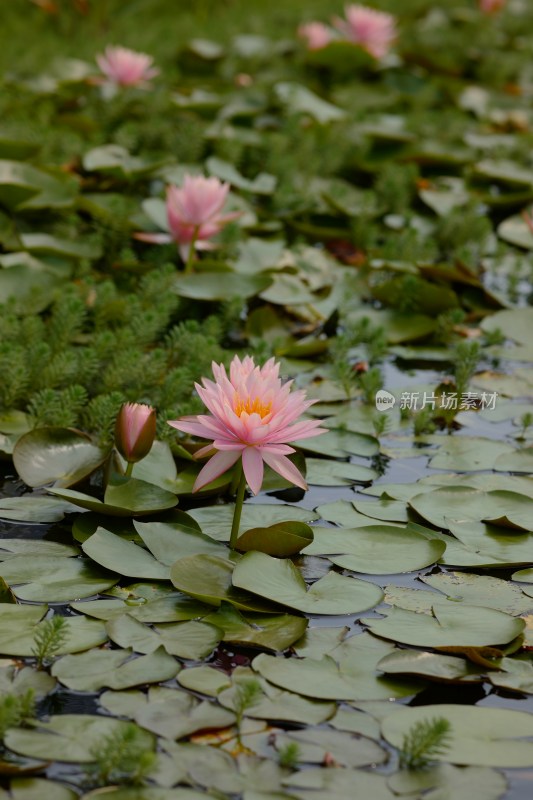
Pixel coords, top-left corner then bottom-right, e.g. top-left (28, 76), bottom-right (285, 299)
top-left (234, 394), bottom-right (272, 419)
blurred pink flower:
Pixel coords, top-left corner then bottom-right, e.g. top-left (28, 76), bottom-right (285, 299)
top-left (136, 175), bottom-right (240, 261)
top-left (334, 4), bottom-right (396, 60)
top-left (479, 0), bottom-right (506, 12)
top-left (115, 402), bottom-right (156, 464)
top-left (96, 45), bottom-right (159, 88)
top-left (298, 21), bottom-right (333, 51)
top-left (168, 355), bottom-right (326, 495)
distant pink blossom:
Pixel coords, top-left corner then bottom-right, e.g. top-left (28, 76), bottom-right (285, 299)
top-left (135, 175), bottom-right (240, 261)
top-left (168, 355), bottom-right (326, 495)
top-left (96, 45), bottom-right (159, 88)
top-left (298, 21), bottom-right (333, 51)
top-left (334, 4), bottom-right (396, 60)
top-left (479, 0), bottom-right (506, 12)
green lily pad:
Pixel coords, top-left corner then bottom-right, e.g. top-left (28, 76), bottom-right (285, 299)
top-left (0, 497), bottom-right (82, 523)
top-left (134, 519), bottom-right (227, 563)
top-left (13, 427), bottom-right (106, 488)
top-left (0, 604), bottom-right (107, 656)
top-left (20, 233), bottom-right (101, 261)
top-left (236, 521), bottom-right (313, 557)
top-left (422, 572), bottom-right (533, 615)
top-left (497, 214), bottom-right (533, 249)
top-left (273, 727), bottom-right (386, 768)
top-left (232, 551), bottom-right (383, 615)
top-left (351, 498), bottom-right (409, 523)
top-left (82, 789), bottom-right (209, 800)
top-left (488, 656), bottom-right (533, 694)
top-left (5, 716), bottom-right (154, 764)
top-left (410, 486), bottom-right (533, 531)
top-left (106, 614), bottom-right (222, 660)
top-left (72, 594), bottom-right (211, 624)
top-left (218, 667), bottom-right (335, 726)
top-left (170, 555), bottom-right (279, 613)
top-left (187, 504), bottom-right (318, 541)
top-left (206, 157), bottom-right (276, 195)
top-left (0, 255), bottom-right (66, 314)
top-left (0, 539), bottom-right (77, 560)
top-left (275, 82), bottom-right (345, 124)
top-left (428, 438), bottom-right (516, 471)
top-left (292, 429), bottom-right (378, 458)
top-left (382, 704), bottom-right (533, 767)
top-left (0, 554), bottom-right (117, 602)
top-left (173, 272), bottom-right (272, 301)
top-left (377, 650), bottom-right (483, 683)
top-left (0, 779), bottom-right (77, 800)
top-left (362, 603), bottom-right (524, 649)
top-left (0, 160), bottom-right (77, 211)
top-left (177, 666), bottom-right (232, 696)
top-left (0, 665), bottom-right (56, 698)
top-left (202, 603), bottom-right (307, 651)
top-left (48, 476), bottom-right (178, 516)
top-left (315, 500), bottom-right (395, 528)
top-left (283, 768), bottom-right (396, 799)
top-left (448, 519), bottom-right (533, 567)
top-left (494, 447), bottom-right (533, 473)
top-left (133, 686), bottom-right (236, 740)
top-left (305, 459), bottom-right (377, 486)
top-left (83, 145), bottom-right (162, 178)
top-left (387, 764), bottom-right (507, 800)
top-left (304, 524), bottom-right (445, 574)
top-left (51, 646), bottom-right (179, 691)
top-left (82, 528), bottom-right (169, 580)
top-left (253, 631), bottom-right (423, 701)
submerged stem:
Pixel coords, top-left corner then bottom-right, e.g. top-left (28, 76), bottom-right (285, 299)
top-left (229, 466), bottom-right (247, 551)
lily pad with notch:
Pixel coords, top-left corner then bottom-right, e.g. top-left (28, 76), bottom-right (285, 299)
top-left (48, 475), bottom-right (178, 517)
top-left (13, 427), bottom-right (107, 489)
top-left (170, 555), bottom-right (280, 613)
top-left (232, 551), bottom-right (383, 615)
top-left (236, 521), bottom-right (313, 557)
top-left (51, 646), bottom-right (179, 692)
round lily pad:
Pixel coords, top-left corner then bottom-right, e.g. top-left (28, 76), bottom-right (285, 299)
top-left (13, 427), bottom-right (106, 488)
top-left (232, 551), bottom-right (383, 615)
top-left (382, 704), bottom-right (533, 767)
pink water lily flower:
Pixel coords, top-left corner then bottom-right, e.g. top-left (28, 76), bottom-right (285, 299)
top-left (168, 355), bottom-right (326, 495)
top-left (298, 22), bottom-right (333, 51)
top-left (136, 175), bottom-right (240, 262)
top-left (96, 45), bottom-right (159, 88)
top-left (334, 4), bottom-right (396, 60)
top-left (479, 0), bottom-right (506, 13)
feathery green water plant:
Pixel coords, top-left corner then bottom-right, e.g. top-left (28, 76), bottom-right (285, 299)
top-left (399, 717), bottom-right (452, 770)
top-left (32, 615), bottom-right (70, 669)
top-left (0, 690), bottom-right (35, 742)
top-left (83, 722), bottom-right (156, 788)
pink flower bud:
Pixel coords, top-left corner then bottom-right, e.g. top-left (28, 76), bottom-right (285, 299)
top-left (115, 402), bottom-right (156, 464)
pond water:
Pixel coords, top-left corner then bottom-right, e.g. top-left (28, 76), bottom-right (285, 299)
top-left (1, 350), bottom-right (532, 799)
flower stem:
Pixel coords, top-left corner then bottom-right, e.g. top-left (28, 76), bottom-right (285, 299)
top-left (184, 226), bottom-right (200, 273)
top-left (125, 461), bottom-right (134, 478)
top-left (229, 467), bottom-right (247, 551)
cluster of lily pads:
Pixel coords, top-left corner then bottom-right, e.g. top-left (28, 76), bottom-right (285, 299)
top-left (1, 0), bottom-right (533, 797)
